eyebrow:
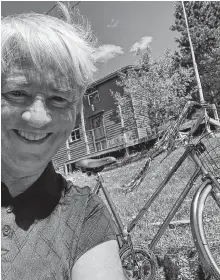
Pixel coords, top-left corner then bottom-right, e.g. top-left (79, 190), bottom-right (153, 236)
top-left (5, 75), bottom-right (31, 86)
top-left (49, 84), bottom-right (73, 93)
top-left (5, 76), bottom-right (72, 92)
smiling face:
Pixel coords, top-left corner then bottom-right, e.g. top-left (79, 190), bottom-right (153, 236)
top-left (1, 66), bottom-right (81, 176)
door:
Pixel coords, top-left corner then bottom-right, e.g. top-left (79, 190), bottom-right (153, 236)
top-left (90, 114), bottom-right (107, 151)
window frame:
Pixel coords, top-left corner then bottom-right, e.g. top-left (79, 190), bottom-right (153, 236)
top-left (88, 90), bottom-right (100, 106)
top-left (69, 125), bottom-right (81, 143)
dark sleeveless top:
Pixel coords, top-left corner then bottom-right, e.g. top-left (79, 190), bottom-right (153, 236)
top-left (1, 162), bottom-right (116, 279)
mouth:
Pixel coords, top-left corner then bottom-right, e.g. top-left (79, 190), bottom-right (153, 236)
top-left (13, 129), bottom-right (52, 143)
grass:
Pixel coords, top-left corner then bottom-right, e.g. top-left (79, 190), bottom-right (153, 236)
top-left (66, 134), bottom-right (220, 279)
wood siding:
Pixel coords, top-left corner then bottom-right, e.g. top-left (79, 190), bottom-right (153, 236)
top-left (131, 91), bottom-right (151, 139)
top-left (68, 124), bottom-right (93, 162)
top-left (105, 108), bottom-right (123, 147)
top-left (121, 95), bottom-right (139, 144)
top-left (52, 143), bottom-right (67, 169)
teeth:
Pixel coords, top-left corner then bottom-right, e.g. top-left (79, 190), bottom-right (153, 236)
top-left (17, 131), bottom-right (48, 141)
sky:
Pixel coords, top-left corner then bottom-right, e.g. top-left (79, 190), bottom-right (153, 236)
top-left (1, 1), bottom-right (179, 81)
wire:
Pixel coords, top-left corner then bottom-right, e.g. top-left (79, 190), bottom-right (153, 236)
top-left (59, 1), bottom-right (81, 19)
top-left (45, 3), bottom-right (58, 15)
top-left (45, 1), bottom-right (81, 17)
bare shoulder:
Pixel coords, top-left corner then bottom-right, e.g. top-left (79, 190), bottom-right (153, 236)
top-left (71, 240), bottom-right (125, 280)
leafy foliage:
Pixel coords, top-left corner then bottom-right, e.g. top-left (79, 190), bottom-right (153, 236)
top-left (171, 1), bottom-right (220, 107)
top-left (114, 48), bottom-right (193, 136)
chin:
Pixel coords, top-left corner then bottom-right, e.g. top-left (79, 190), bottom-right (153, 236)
top-left (14, 154), bottom-right (52, 173)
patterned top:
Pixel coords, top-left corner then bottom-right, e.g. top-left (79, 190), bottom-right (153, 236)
top-left (1, 162), bottom-right (116, 280)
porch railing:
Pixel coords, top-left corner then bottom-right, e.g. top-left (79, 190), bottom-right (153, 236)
top-left (87, 126), bottom-right (106, 141)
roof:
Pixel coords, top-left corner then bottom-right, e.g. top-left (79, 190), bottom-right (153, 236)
top-left (88, 65), bottom-right (133, 89)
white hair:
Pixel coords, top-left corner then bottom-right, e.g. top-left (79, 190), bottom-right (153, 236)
top-left (1, 2), bottom-right (97, 94)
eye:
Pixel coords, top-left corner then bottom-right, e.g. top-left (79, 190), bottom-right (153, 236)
top-left (8, 90), bottom-right (26, 97)
top-left (3, 90), bottom-right (28, 102)
top-left (52, 96), bottom-right (66, 102)
top-left (50, 96), bottom-right (69, 107)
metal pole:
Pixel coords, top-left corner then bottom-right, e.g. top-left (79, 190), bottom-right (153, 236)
top-left (181, 1), bottom-right (205, 103)
top-left (181, 1), bottom-right (213, 134)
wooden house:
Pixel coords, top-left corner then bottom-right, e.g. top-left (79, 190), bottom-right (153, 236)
top-left (53, 66), bottom-right (151, 174)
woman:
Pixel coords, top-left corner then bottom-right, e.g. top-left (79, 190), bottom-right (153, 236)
top-left (1, 3), bottom-right (125, 280)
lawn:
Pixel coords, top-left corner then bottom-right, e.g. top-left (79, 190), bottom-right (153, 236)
top-left (66, 135), bottom-right (220, 279)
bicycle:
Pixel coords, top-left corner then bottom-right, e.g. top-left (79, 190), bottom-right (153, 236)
top-left (75, 101), bottom-right (220, 280)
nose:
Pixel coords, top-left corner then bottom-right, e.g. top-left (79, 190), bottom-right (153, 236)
top-left (21, 97), bottom-right (52, 128)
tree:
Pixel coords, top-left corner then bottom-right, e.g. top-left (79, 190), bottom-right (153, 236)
top-left (115, 48), bottom-right (193, 138)
top-left (171, 1), bottom-right (220, 107)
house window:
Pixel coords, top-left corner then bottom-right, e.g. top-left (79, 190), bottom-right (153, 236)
top-left (88, 91), bottom-right (100, 105)
top-left (69, 125), bottom-right (80, 142)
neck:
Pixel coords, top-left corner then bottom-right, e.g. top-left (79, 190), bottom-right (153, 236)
top-left (1, 164), bottom-right (47, 198)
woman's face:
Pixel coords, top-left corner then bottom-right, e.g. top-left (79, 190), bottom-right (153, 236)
top-left (1, 66), bottom-right (80, 175)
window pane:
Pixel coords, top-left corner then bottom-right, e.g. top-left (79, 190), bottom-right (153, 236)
top-left (93, 92), bottom-right (100, 103)
top-left (71, 131), bottom-right (76, 141)
top-left (96, 142), bottom-right (101, 151)
top-left (76, 129), bottom-right (80, 139)
top-left (94, 126), bottom-right (105, 140)
top-left (91, 115), bottom-right (103, 128)
top-left (101, 140), bottom-right (107, 149)
top-left (70, 126), bottom-right (80, 142)
top-left (89, 91), bottom-right (99, 105)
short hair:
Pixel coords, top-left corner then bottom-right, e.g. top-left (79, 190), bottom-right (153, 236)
top-left (1, 2), bottom-right (97, 95)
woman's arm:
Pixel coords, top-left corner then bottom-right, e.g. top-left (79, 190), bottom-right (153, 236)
top-left (71, 240), bottom-right (125, 280)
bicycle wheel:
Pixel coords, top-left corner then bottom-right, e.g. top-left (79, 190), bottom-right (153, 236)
top-left (120, 245), bottom-right (157, 280)
top-left (191, 180), bottom-right (220, 280)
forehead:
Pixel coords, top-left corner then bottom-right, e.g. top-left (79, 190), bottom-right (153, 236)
top-left (3, 66), bottom-right (72, 92)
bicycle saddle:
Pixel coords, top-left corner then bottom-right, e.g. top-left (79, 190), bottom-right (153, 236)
top-left (75, 156), bottom-right (117, 174)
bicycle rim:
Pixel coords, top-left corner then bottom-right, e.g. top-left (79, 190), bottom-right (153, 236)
top-left (191, 182), bottom-right (220, 279)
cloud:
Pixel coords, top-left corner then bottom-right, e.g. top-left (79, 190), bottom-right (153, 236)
top-left (130, 36), bottom-right (153, 53)
top-left (107, 18), bottom-right (119, 28)
top-left (94, 44), bottom-right (124, 63)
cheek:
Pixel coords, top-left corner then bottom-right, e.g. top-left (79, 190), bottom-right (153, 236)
top-left (1, 99), bottom-right (11, 114)
top-left (1, 99), bottom-right (19, 126)
top-left (58, 110), bottom-right (76, 133)
top-left (60, 110), bottom-right (75, 123)
top-left (54, 111), bottom-right (76, 148)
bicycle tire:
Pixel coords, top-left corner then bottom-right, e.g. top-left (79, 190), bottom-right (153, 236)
top-left (119, 245), bottom-right (157, 280)
top-left (191, 181), bottom-right (220, 280)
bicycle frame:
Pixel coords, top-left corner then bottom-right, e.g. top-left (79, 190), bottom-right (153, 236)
top-left (95, 142), bottom-right (220, 252)
top-left (127, 144), bottom-right (220, 251)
